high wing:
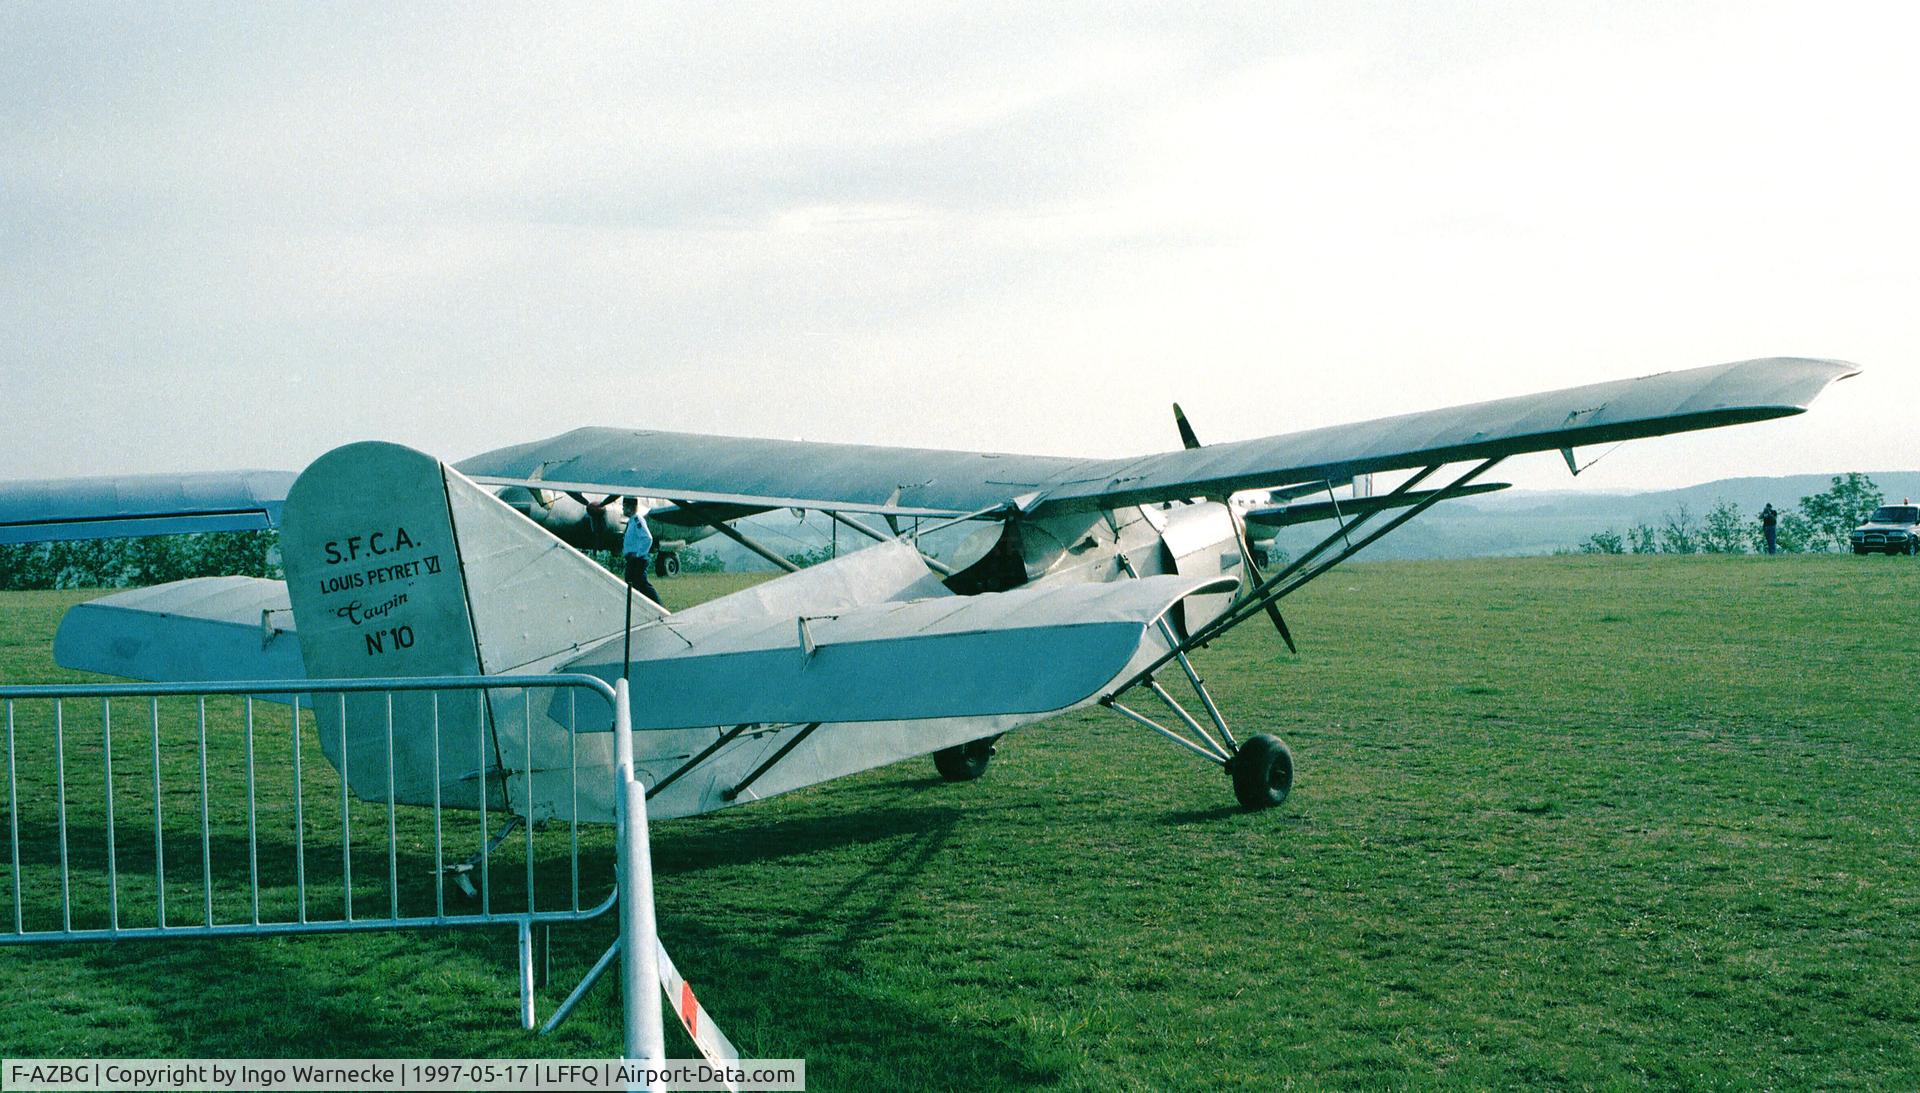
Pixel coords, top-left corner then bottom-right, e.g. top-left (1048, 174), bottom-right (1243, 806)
top-left (0, 470), bottom-right (294, 544)
top-left (0, 468), bottom-right (717, 547)
top-left (5, 358), bottom-right (1859, 546)
top-left (459, 433), bottom-right (1090, 517)
top-left (459, 357), bottom-right (1858, 517)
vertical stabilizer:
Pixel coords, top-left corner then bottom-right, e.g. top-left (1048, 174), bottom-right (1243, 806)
top-left (281, 441), bottom-right (647, 815)
top-left (283, 443), bottom-right (484, 683)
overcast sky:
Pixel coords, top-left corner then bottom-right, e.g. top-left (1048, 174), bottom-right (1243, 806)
top-left (3, 1), bottom-right (1914, 493)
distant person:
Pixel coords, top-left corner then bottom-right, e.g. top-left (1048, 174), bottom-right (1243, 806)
top-left (620, 496), bottom-right (663, 605)
top-left (1759, 503), bottom-right (1779, 555)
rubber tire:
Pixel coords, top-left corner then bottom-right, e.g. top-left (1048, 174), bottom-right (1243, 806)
top-left (933, 736), bottom-right (999, 782)
top-left (1854, 547), bottom-right (1868, 555)
top-left (1230, 734), bottom-right (1294, 810)
top-left (655, 552), bottom-right (681, 577)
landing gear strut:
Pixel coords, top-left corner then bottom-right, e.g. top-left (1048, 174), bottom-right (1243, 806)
top-left (1100, 553), bottom-right (1298, 810)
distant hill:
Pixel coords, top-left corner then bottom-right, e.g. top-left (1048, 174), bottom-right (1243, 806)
top-left (1460, 473), bottom-right (1920, 521)
top-left (1266, 471), bottom-right (1920, 561)
top-left (697, 471), bottom-right (1920, 570)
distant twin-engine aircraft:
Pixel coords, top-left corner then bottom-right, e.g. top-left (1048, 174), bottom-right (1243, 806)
top-left (0, 358), bottom-right (1859, 822)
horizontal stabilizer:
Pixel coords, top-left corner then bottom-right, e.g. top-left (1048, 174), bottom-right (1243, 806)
top-left (53, 576), bottom-right (306, 690)
top-left (567, 573), bottom-right (1239, 731)
top-left (0, 471), bottom-right (294, 545)
top-left (1243, 482), bottom-right (1510, 527)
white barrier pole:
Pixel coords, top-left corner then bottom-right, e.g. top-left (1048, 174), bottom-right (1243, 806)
top-left (612, 677), bottom-right (636, 782)
top-left (614, 680), bottom-right (667, 1071)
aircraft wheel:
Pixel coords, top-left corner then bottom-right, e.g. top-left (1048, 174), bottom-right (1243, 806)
top-left (933, 736), bottom-right (1000, 781)
top-left (656, 552), bottom-right (681, 577)
top-left (1229, 734), bottom-right (1293, 810)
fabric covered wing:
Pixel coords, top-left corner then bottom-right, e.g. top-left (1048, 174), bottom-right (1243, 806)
top-left (456, 431), bottom-right (1104, 516)
top-left (564, 573), bottom-right (1238, 731)
top-left (0, 471), bottom-right (294, 544)
top-left (1050, 357), bottom-right (1857, 510)
top-left (457, 357), bottom-right (1855, 518)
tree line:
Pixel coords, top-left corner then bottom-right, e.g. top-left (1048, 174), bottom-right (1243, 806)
top-left (0, 532), bottom-right (283, 591)
top-left (1, 533), bottom-right (745, 592)
top-left (1577, 473), bottom-right (1884, 555)
top-left (0, 473), bottom-right (1891, 590)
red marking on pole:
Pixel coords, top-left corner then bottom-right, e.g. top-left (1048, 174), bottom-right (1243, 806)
top-left (680, 981), bottom-right (699, 1037)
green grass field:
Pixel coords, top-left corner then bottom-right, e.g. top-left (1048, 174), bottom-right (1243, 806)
top-left (2, 556), bottom-right (1917, 1089)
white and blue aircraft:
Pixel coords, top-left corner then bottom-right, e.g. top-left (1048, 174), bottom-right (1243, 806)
top-left (0, 358), bottom-right (1859, 819)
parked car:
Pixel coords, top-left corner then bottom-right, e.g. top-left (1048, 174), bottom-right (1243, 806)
top-left (1851, 502), bottom-right (1920, 554)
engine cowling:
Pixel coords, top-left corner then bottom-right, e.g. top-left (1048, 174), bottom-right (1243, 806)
top-left (1143, 501), bottom-right (1243, 636)
top-left (493, 486), bottom-right (622, 552)
top-left (946, 500), bottom-right (1245, 639)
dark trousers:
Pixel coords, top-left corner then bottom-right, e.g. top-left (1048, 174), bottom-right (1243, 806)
top-left (1764, 525), bottom-right (1777, 554)
top-left (625, 554), bottom-right (663, 605)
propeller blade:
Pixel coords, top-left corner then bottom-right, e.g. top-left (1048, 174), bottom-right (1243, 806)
top-left (1236, 517), bottom-right (1297, 654)
top-left (1268, 600), bottom-right (1298, 654)
top-left (1173, 403), bottom-right (1201, 450)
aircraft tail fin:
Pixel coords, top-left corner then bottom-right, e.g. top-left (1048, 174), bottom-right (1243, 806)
top-left (280, 441), bottom-right (652, 812)
top-left (282, 441), bottom-right (661, 682)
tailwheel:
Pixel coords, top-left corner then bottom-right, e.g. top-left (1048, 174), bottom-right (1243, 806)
top-left (933, 735), bottom-right (1001, 781)
top-left (1229, 734), bottom-right (1294, 810)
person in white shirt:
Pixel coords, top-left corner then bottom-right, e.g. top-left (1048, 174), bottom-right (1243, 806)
top-left (619, 496), bottom-right (663, 605)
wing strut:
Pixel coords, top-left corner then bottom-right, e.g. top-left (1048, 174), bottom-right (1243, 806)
top-left (823, 510), bottom-right (956, 575)
top-left (720, 723), bottom-right (822, 801)
top-left (1241, 456), bottom-right (1504, 622)
top-left (1111, 457), bottom-right (1505, 699)
top-left (1092, 458), bottom-right (1505, 789)
top-left (1322, 480), bottom-right (1354, 554)
top-left (646, 724), bottom-right (755, 801)
top-left (686, 503), bottom-right (802, 573)
top-left (907, 500), bottom-right (1022, 541)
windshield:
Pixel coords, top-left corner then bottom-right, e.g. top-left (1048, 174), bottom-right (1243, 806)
top-left (1867, 506), bottom-right (1920, 524)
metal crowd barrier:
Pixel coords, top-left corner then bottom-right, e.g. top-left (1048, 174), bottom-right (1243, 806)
top-left (0, 673), bottom-right (666, 1062)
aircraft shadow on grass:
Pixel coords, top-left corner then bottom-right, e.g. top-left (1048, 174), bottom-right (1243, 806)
top-left (14, 806), bottom-right (1057, 1084)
